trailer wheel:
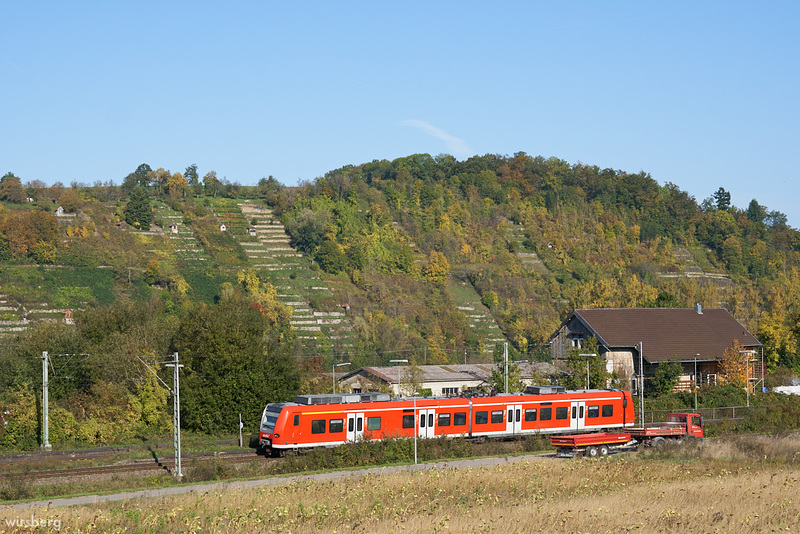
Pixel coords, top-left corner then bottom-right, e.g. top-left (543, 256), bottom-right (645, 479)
top-left (599, 445), bottom-right (610, 456)
top-left (586, 446), bottom-right (599, 458)
top-left (651, 437), bottom-right (666, 447)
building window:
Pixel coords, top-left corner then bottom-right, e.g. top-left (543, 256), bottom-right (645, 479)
top-left (352, 388), bottom-right (362, 394)
top-left (571, 337), bottom-right (584, 348)
top-left (442, 387), bottom-right (458, 396)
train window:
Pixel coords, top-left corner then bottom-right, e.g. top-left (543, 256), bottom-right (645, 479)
top-left (367, 417), bottom-right (381, 431)
top-left (402, 414), bottom-right (414, 428)
top-left (525, 409), bottom-right (537, 421)
top-left (571, 406), bottom-right (576, 419)
top-left (556, 407), bottom-right (569, 420)
top-left (348, 418), bottom-right (354, 432)
top-left (357, 418), bottom-right (363, 432)
top-left (329, 419), bottom-right (344, 433)
top-left (540, 407), bottom-right (552, 421)
top-left (587, 405), bottom-right (599, 418)
top-left (475, 411), bottom-right (488, 424)
top-left (438, 413), bottom-right (451, 427)
top-left (428, 414), bottom-right (434, 427)
top-left (602, 405), bottom-right (614, 417)
top-left (491, 410), bottom-right (503, 424)
top-left (311, 420), bottom-right (326, 434)
top-left (293, 415), bottom-right (300, 426)
top-left (516, 409), bottom-right (521, 422)
top-left (420, 415), bottom-right (426, 428)
top-left (454, 412), bottom-right (467, 426)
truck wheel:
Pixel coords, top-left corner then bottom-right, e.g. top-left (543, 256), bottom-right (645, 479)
top-left (599, 445), bottom-right (610, 456)
top-left (586, 446), bottom-right (599, 458)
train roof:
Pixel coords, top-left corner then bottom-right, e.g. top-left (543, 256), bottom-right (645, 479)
top-left (285, 387), bottom-right (627, 407)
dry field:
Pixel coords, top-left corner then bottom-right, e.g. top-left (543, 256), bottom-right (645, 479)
top-left (2, 435), bottom-right (800, 533)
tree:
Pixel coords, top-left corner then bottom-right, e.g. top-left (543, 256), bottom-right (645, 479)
top-left (203, 171), bottom-right (220, 197)
top-left (713, 187), bottom-right (731, 211)
top-left (746, 199), bottom-right (767, 224)
top-left (561, 338), bottom-right (608, 390)
top-left (122, 163), bottom-right (152, 194)
top-left (124, 186), bottom-right (152, 229)
top-left (650, 361), bottom-right (683, 395)
top-left (0, 172), bottom-right (26, 203)
top-left (423, 250), bottom-right (450, 283)
top-left (718, 339), bottom-right (748, 386)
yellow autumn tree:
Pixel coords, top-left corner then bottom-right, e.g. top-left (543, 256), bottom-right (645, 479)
top-left (718, 339), bottom-right (749, 387)
top-left (423, 250), bottom-right (450, 283)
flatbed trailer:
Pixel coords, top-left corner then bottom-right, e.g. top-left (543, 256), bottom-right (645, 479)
top-left (550, 412), bottom-right (704, 457)
top-left (550, 432), bottom-right (633, 458)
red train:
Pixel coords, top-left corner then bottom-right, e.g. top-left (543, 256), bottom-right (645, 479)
top-left (259, 387), bottom-right (634, 453)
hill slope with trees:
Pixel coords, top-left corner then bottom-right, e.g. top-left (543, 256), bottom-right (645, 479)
top-left (1, 153), bottom-right (799, 449)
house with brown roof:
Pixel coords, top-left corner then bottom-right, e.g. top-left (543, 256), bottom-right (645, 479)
top-left (548, 304), bottom-right (762, 392)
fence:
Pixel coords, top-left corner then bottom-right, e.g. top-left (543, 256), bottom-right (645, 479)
top-left (639, 405), bottom-right (767, 425)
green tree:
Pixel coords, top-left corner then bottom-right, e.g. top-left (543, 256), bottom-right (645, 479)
top-left (650, 361), bottom-right (683, 395)
top-left (124, 186), bottom-right (152, 229)
top-left (713, 187), bottom-right (731, 211)
top-left (0, 172), bottom-right (26, 203)
top-left (746, 199), bottom-right (767, 224)
top-left (561, 338), bottom-right (608, 390)
top-left (173, 291), bottom-right (297, 433)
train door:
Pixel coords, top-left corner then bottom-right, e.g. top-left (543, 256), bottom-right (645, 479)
top-left (418, 409), bottom-right (435, 439)
top-left (506, 404), bottom-right (522, 435)
top-left (347, 412), bottom-right (364, 442)
top-left (570, 401), bottom-right (586, 431)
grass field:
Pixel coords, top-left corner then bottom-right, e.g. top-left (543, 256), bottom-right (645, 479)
top-left (2, 434), bottom-right (799, 533)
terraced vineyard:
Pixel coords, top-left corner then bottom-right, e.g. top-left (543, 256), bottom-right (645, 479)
top-left (447, 280), bottom-right (507, 358)
top-left (237, 201), bottom-right (356, 355)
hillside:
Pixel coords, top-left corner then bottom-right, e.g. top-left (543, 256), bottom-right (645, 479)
top-left (1, 155), bottom-right (800, 446)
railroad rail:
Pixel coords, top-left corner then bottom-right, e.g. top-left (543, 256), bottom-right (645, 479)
top-left (0, 449), bottom-right (267, 482)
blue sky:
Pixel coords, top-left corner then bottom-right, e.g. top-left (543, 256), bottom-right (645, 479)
top-left (2, 2), bottom-right (799, 226)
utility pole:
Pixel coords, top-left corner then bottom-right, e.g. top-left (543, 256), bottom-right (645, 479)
top-left (138, 353), bottom-right (183, 478)
top-left (639, 342), bottom-right (644, 426)
top-left (165, 352), bottom-right (183, 478)
top-left (504, 343), bottom-right (509, 393)
top-left (41, 352), bottom-right (52, 451)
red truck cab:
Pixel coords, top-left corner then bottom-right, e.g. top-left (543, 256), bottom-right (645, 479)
top-left (664, 412), bottom-right (704, 439)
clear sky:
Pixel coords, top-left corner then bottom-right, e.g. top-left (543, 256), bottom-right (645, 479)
top-left (2, 2), bottom-right (799, 226)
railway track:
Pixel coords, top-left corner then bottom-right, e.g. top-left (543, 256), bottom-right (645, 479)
top-left (1, 449), bottom-right (269, 482)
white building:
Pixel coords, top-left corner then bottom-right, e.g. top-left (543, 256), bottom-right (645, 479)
top-left (338, 363), bottom-right (559, 397)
